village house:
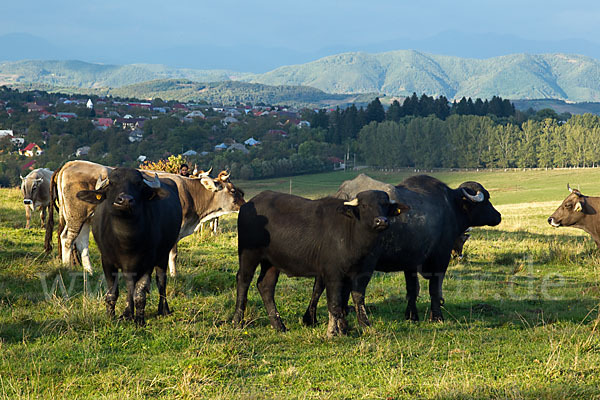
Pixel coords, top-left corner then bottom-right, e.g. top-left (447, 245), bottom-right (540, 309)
top-left (0, 129), bottom-right (14, 138)
top-left (20, 143), bottom-right (43, 157)
top-left (93, 118), bottom-right (114, 130)
top-left (244, 137), bottom-right (261, 146)
top-left (128, 130), bottom-right (143, 142)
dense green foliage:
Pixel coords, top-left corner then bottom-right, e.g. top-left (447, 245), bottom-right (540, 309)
top-left (0, 87), bottom-right (593, 187)
top-left (109, 80), bottom-right (367, 108)
top-left (357, 113), bottom-right (600, 169)
top-left (2, 169), bottom-right (600, 398)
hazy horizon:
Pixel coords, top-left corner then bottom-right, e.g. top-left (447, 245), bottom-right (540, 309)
top-left (2, 1), bottom-right (600, 72)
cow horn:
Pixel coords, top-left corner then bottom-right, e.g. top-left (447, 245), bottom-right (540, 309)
top-left (344, 198), bottom-right (359, 206)
top-left (462, 188), bottom-right (484, 203)
top-left (19, 175), bottom-right (25, 181)
top-left (218, 170), bottom-right (230, 181)
top-left (568, 183), bottom-right (573, 193)
top-left (143, 173), bottom-right (161, 189)
top-left (95, 176), bottom-right (109, 190)
top-left (196, 167), bottom-right (212, 178)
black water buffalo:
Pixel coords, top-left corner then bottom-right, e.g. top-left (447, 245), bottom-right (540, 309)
top-left (76, 168), bottom-right (182, 325)
top-left (303, 174), bottom-right (501, 324)
top-left (45, 160), bottom-right (244, 276)
top-left (548, 184), bottom-right (600, 247)
top-left (233, 190), bottom-right (407, 337)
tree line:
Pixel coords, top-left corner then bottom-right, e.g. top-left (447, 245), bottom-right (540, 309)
top-left (0, 86), bottom-right (593, 186)
top-left (357, 113), bottom-right (600, 169)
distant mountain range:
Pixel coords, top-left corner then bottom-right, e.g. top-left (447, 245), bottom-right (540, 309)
top-left (2, 51), bottom-right (600, 105)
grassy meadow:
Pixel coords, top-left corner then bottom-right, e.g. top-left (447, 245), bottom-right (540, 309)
top-left (1, 168), bottom-right (600, 399)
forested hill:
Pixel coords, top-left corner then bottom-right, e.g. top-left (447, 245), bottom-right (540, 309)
top-left (246, 51), bottom-right (600, 102)
top-left (2, 51), bottom-right (600, 103)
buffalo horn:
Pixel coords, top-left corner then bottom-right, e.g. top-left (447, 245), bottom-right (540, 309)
top-left (344, 198), bottom-right (359, 206)
top-left (95, 176), bottom-right (109, 190)
top-left (462, 188), bottom-right (484, 203)
top-left (143, 173), bottom-right (161, 189)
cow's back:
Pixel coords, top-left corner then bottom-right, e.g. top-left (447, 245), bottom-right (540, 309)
top-left (239, 191), bottom-right (352, 277)
top-left (336, 175), bottom-right (460, 271)
top-left (58, 160), bottom-right (111, 221)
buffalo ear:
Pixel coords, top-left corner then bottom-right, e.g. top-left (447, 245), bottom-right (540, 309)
top-left (390, 202), bottom-right (410, 216)
top-left (148, 187), bottom-right (170, 200)
top-left (76, 190), bottom-right (105, 204)
top-left (338, 204), bottom-right (358, 219)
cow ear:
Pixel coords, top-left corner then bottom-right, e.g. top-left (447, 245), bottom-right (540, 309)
top-left (200, 177), bottom-right (219, 192)
top-left (76, 190), bottom-right (105, 204)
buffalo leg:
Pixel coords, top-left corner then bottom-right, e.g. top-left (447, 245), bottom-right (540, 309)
top-left (350, 275), bottom-right (372, 328)
top-left (156, 264), bottom-right (171, 316)
top-left (121, 272), bottom-right (136, 321)
top-left (103, 264), bottom-right (119, 318)
top-left (134, 273), bottom-right (151, 326)
top-left (404, 271), bottom-right (420, 321)
top-left (303, 276), bottom-right (325, 326)
top-left (325, 279), bottom-right (348, 338)
top-left (232, 250), bottom-right (260, 327)
top-left (428, 273), bottom-right (445, 322)
top-left (256, 263), bottom-right (286, 332)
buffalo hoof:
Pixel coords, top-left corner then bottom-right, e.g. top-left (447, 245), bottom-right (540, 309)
top-left (232, 312), bottom-right (244, 328)
top-left (356, 306), bottom-right (371, 327)
top-left (429, 312), bottom-right (444, 323)
top-left (326, 313), bottom-right (348, 338)
top-left (405, 308), bottom-right (420, 322)
top-left (158, 302), bottom-right (172, 316)
top-left (302, 311), bottom-right (318, 326)
top-left (120, 309), bottom-right (134, 321)
top-left (272, 322), bottom-right (288, 333)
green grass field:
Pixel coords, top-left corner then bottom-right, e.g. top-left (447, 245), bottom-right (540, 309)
top-left (2, 168), bottom-right (600, 399)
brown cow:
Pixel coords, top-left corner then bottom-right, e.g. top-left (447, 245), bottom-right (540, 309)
top-left (45, 160), bottom-right (245, 275)
top-left (548, 184), bottom-right (600, 247)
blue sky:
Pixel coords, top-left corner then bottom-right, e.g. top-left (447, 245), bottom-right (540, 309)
top-left (2, 1), bottom-right (600, 71)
